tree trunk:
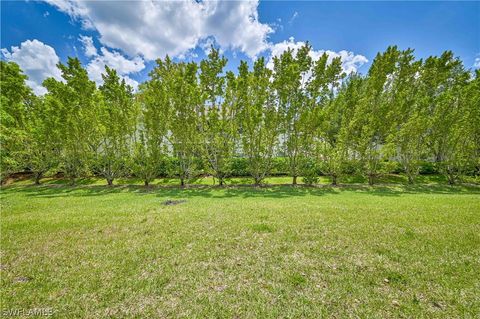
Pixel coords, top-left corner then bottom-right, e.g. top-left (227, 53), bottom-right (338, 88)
top-left (180, 178), bottom-right (185, 187)
top-left (144, 180), bottom-right (149, 187)
top-left (407, 174), bottom-right (414, 184)
top-left (107, 178), bottom-right (113, 186)
top-left (331, 175), bottom-right (337, 186)
top-left (219, 178), bottom-right (224, 186)
top-left (34, 172), bottom-right (43, 185)
top-left (368, 174), bottom-right (375, 186)
top-left (447, 175), bottom-right (456, 185)
top-left (446, 167), bottom-right (456, 185)
top-left (292, 175), bottom-right (297, 185)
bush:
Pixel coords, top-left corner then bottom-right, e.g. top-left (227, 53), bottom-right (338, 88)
top-left (230, 157), bottom-right (249, 176)
top-left (159, 157), bottom-right (205, 179)
top-left (271, 157), bottom-right (289, 176)
top-left (158, 157), bottom-right (176, 177)
top-left (301, 159), bottom-right (319, 185)
top-left (341, 160), bottom-right (358, 175)
top-left (418, 161), bottom-right (437, 175)
top-left (385, 161), bottom-right (404, 174)
top-left (229, 157), bottom-right (290, 177)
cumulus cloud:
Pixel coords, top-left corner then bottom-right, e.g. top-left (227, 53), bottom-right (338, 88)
top-left (43, 0), bottom-right (272, 60)
top-left (474, 55), bottom-right (480, 69)
top-left (1, 39), bottom-right (62, 95)
top-left (267, 37), bottom-right (368, 74)
top-left (199, 37), bottom-right (222, 56)
top-left (82, 43), bottom-right (145, 90)
top-left (1, 37), bottom-right (145, 94)
top-left (78, 35), bottom-right (97, 57)
top-left (269, 18), bottom-right (284, 33)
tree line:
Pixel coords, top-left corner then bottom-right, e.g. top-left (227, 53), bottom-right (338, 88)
top-left (1, 45), bottom-right (479, 186)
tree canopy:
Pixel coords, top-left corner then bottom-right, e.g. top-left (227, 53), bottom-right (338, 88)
top-left (1, 46), bottom-right (478, 186)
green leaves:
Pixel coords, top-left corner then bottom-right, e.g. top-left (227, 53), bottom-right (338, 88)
top-left (0, 61), bottom-right (32, 180)
top-left (197, 48), bottom-right (236, 185)
top-left (96, 66), bottom-right (138, 185)
top-left (238, 57), bottom-right (280, 185)
top-left (42, 58), bottom-right (98, 184)
top-left (1, 46), bottom-right (478, 186)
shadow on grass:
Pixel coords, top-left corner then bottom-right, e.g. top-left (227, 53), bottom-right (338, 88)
top-left (0, 184), bottom-right (329, 199)
top-left (2, 181), bottom-right (479, 200)
top-left (47, 177), bottom-right (101, 186)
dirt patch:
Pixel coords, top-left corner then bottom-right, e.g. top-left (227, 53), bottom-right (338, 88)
top-left (1, 171), bottom-right (33, 185)
top-left (14, 276), bottom-right (32, 283)
top-left (163, 199), bottom-right (187, 206)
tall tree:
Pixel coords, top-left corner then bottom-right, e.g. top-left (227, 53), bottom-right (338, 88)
top-left (0, 61), bottom-right (31, 182)
top-left (43, 57), bottom-right (98, 185)
top-left (421, 52), bottom-right (471, 184)
top-left (238, 58), bottom-right (280, 185)
top-left (164, 59), bottom-right (202, 186)
top-left (96, 66), bottom-right (137, 186)
top-left (198, 48), bottom-right (238, 185)
top-left (385, 49), bottom-right (426, 184)
top-left (273, 44), bottom-right (313, 185)
top-left (465, 70), bottom-right (480, 178)
top-left (307, 53), bottom-right (346, 185)
top-left (134, 60), bottom-right (171, 187)
top-left (348, 46), bottom-right (401, 185)
top-left (23, 96), bottom-right (62, 184)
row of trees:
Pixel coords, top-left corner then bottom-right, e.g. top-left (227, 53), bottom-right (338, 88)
top-left (1, 45), bottom-right (479, 186)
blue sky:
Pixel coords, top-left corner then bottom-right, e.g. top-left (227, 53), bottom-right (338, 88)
top-left (1, 1), bottom-right (479, 94)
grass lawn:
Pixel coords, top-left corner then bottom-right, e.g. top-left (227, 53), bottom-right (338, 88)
top-left (1, 179), bottom-right (479, 318)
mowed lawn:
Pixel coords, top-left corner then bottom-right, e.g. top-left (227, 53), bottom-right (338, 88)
top-left (1, 181), bottom-right (479, 318)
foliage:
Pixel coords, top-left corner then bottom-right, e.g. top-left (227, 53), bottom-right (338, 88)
top-left (96, 66), bottom-right (138, 185)
top-left (43, 57), bottom-right (98, 185)
top-left (238, 58), bottom-right (280, 185)
top-left (23, 96), bottom-right (61, 184)
top-left (2, 46), bottom-right (478, 186)
top-left (273, 43), bottom-right (314, 184)
top-left (198, 48), bottom-right (238, 185)
top-left (165, 58), bottom-right (202, 186)
top-left (0, 61), bottom-right (32, 181)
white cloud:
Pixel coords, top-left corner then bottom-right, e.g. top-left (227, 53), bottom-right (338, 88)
top-left (288, 11), bottom-right (298, 25)
top-left (121, 76), bottom-right (140, 90)
top-left (267, 37), bottom-right (368, 74)
top-left (199, 37), bottom-right (222, 56)
top-left (270, 18), bottom-right (284, 33)
top-left (177, 49), bottom-right (199, 60)
top-left (44, 0), bottom-right (272, 60)
top-left (474, 55), bottom-right (480, 69)
top-left (1, 39), bottom-right (62, 95)
top-left (2, 37), bottom-right (145, 94)
top-left (78, 35), bottom-right (97, 57)
top-left (84, 45), bottom-right (145, 90)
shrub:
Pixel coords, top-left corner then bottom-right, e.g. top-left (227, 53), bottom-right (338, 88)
top-left (301, 159), bottom-right (319, 185)
top-left (271, 157), bottom-right (289, 176)
top-left (418, 161), bottom-right (437, 175)
top-left (386, 161), bottom-right (404, 174)
top-left (230, 158), bottom-right (249, 176)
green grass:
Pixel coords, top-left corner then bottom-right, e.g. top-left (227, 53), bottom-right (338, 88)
top-left (1, 179), bottom-right (479, 318)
